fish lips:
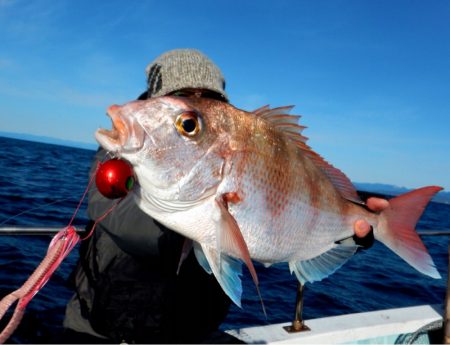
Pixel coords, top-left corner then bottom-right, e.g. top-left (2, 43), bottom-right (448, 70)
top-left (96, 104), bottom-right (145, 154)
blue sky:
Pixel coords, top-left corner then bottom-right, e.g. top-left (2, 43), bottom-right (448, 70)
top-left (0, 0), bottom-right (449, 190)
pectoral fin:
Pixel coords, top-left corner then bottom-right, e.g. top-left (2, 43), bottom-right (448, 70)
top-left (215, 193), bottom-right (259, 286)
top-left (213, 193), bottom-right (266, 314)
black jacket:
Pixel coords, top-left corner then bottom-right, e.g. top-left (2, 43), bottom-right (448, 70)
top-left (63, 148), bottom-right (231, 343)
top-left (65, 221), bottom-right (231, 343)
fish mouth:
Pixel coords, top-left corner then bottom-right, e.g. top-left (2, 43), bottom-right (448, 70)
top-left (95, 104), bottom-right (144, 154)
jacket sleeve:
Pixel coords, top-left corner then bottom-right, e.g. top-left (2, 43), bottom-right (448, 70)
top-left (87, 149), bottom-right (162, 257)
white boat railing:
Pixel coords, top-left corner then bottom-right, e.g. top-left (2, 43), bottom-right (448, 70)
top-left (0, 226), bottom-right (86, 235)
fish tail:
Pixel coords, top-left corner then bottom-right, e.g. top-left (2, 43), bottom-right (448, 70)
top-left (375, 186), bottom-right (442, 279)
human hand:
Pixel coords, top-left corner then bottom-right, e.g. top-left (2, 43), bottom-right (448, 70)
top-left (353, 197), bottom-right (390, 249)
top-left (353, 197), bottom-right (389, 238)
top-left (366, 197), bottom-right (390, 213)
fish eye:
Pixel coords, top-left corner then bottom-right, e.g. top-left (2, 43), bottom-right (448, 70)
top-left (175, 112), bottom-right (201, 137)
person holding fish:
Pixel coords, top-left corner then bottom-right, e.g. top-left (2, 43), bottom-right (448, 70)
top-left (62, 48), bottom-right (396, 344)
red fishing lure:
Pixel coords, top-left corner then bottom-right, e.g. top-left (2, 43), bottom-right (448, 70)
top-left (95, 159), bottom-right (135, 199)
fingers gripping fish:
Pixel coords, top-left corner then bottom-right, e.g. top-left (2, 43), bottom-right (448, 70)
top-left (96, 96), bottom-right (442, 308)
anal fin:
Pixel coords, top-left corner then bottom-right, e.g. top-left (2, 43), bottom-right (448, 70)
top-left (289, 244), bottom-right (358, 284)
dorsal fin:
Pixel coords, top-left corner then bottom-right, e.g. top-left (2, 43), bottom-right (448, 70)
top-left (253, 106), bottom-right (363, 204)
top-left (254, 105), bottom-right (296, 119)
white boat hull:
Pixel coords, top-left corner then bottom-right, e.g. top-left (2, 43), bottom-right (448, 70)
top-left (226, 305), bottom-right (442, 344)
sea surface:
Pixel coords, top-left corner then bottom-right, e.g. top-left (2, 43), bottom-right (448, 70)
top-left (0, 136), bottom-right (449, 343)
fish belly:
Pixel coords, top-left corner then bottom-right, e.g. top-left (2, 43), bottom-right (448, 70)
top-left (229, 195), bottom-right (355, 264)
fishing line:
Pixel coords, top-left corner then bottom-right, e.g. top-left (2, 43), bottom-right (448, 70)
top-left (66, 155), bottom-right (126, 237)
top-left (0, 156), bottom-right (129, 343)
top-left (0, 197), bottom-right (77, 227)
top-left (0, 150), bottom-right (117, 229)
top-left (81, 198), bottom-right (124, 241)
top-left (66, 162), bottom-right (99, 228)
top-left (76, 150), bottom-right (131, 240)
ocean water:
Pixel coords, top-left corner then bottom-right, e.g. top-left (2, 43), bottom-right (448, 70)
top-left (0, 136), bottom-right (449, 343)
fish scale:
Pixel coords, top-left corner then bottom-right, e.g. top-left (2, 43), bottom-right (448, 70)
top-left (95, 96), bottom-right (442, 307)
top-left (225, 134), bottom-right (352, 262)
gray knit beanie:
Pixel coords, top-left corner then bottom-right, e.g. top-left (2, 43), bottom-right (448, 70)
top-left (144, 49), bottom-right (228, 101)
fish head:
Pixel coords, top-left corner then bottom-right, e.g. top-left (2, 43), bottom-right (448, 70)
top-left (95, 96), bottom-right (232, 210)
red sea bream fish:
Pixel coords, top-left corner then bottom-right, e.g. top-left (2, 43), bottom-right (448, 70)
top-left (95, 96), bottom-right (442, 307)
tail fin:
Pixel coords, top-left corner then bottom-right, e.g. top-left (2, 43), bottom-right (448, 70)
top-left (375, 186), bottom-right (442, 279)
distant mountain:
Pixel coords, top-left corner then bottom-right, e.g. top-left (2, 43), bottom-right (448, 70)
top-left (354, 182), bottom-right (450, 204)
top-left (0, 131), bottom-right (97, 151)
